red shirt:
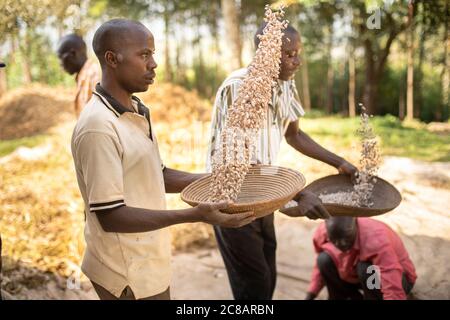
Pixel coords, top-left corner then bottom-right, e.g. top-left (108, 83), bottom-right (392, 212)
top-left (308, 218), bottom-right (417, 300)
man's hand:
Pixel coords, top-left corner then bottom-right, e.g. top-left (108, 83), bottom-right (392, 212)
top-left (195, 202), bottom-right (256, 228)
top-left (305, 292), bottom-right (317, 300)
top-left (337, 159), bottom-right (358, 183)
top-left (280, 191), bottom-right (330, 220)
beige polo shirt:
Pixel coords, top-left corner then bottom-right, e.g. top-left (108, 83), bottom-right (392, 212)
top-left (71, 85), bottom-right (171, 299)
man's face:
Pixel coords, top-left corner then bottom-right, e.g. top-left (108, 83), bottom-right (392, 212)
top-left (57, 46), bottom-right (80, 75)
top-left (115, 29), bottom-right (157, 93)
top-left (328, 224), bottom-right (357, 252)
top-left (279, 32), bottom-right (302, 81)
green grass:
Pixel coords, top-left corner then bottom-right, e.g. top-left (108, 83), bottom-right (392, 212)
top-left (0, 135), bottom-right (49, 157)
top-left (301, 114), bottom-right (450, 162)
top-left (0, 115), bottom-right (448, 162)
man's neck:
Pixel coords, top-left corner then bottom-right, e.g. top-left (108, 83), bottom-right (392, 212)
top-left (100, 77), bottom-right (134, 111)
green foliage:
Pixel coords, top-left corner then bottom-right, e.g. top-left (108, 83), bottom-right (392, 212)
top-left (302, 115), bottom-right (450, 162)
top-left (4, 35), bottom-right (74, 89)
top-left (0, 135), bottom-right (48, 157)
top-left (89, 0), bottom-right (151, 20)
top-left (0, 0), bottom-right (447, 123)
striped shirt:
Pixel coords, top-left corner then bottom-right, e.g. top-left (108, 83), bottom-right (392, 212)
top-left (206, 68), bottom-right (305, 171)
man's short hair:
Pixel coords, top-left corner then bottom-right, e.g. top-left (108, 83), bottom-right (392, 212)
top-left (59, 34), bottom-right (86, 52)
top-left (92, 19), bottom-right (147, 66)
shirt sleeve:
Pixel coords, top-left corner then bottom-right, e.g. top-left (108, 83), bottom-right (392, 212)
top-left (288, 80), bottom-right (305, 121)
top-left (308, 226), bottom-right (327, 295)
top-left (368, 240), bottom-right (407, 300)
top-left (75, 131), bottom-right (125, 213)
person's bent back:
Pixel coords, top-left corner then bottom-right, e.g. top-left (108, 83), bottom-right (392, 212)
top-left (306, 217), bottom-right (417, 300)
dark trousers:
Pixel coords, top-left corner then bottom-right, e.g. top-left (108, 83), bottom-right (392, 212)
top-left (91, 281), bottom-right (170, 300)
top-left (317, 251), bottom-right (414, 300)
top-left (214, 213), bottom-right (277, 300)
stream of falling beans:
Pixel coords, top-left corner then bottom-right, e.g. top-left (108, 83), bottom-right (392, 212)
top-left (208, 6), bottom-right (288, 202)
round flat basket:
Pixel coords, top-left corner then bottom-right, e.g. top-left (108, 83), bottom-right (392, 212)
top-left (303, 174), bottom-right (402, 217)
top-left (181, 165), bottom-right (306, 218)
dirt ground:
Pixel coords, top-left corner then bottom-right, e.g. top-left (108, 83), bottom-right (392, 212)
top-left (3, 156), bottom-right (449, 300)
top-left (1, 85), bottom-right (448, 300)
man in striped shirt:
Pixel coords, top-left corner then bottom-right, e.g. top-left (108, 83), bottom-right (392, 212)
top-left (206, 24), bottom-right (358, 300)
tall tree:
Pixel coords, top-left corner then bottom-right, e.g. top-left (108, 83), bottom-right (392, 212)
top-left (351, 1), bottom-right (411, 114)
top-left (348, 44), bottom-right (356, 117)
top-left (163, 1), bottom-right (173, 82)
top-left (406, 0), bottom-right (415, 121)
top-left (440, 0), bottom-right (449, 121)
top-left (300, 48), bottom-right (312, 111)
top-left (221, 0), bottom-right (243, 71)
top-left (326, 24), bottom-right (334, 114)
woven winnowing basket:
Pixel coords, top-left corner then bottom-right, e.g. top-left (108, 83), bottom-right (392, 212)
top-left (181, 165), bottom-right (306, 218)
top-left (303, 174), bottom-right (402, 217)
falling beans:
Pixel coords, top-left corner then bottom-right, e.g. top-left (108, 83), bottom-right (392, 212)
top-left (209, 6), bottom-right (288, 202)
top-left (319, 105), bottom-right (380, 207)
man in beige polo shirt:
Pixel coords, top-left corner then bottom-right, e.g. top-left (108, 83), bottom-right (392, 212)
top-left (71, 19), bottom-right (255, 300)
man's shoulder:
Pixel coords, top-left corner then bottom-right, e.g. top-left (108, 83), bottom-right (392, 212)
top-left (358, 217), bottom-right (391, 233)
top-left (221, 68), bottom-right (248, 87)
top-left (358, 218), bottom-right (397, 249)
top-left (73, 95), bottom-right (118, 140)
top-left (313, 222), bottom-right (327, 241)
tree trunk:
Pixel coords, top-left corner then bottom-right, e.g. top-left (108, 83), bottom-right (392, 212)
top-left (415, 5), bottom-right (426, 120)
top-left (195, 15), bottom-right (205, 95)
top-left (363, 33), bottom-right (396, 115)
top-left (439, 1), bottom-right (449, 121)
top-left (348, 44), bottom-right (356, 117)
top-left (300, 49), bottom-right (311, 111)
top-left (221, 0), bottom-right (242, 71)
top-left (326, 26), bottom-right (334, 114)
top-left (399, 71), bottom-right (406, 120)
top-left (163, 4), bottom-right (173, 82)
top-left (210, 1), bottom-right (221, 96)
top-left (22, 28), bottom-right (32, 84)
top-left (363, 39), bottom-right (376, 114)
top-left (406, 0), bottom-right (415, 121)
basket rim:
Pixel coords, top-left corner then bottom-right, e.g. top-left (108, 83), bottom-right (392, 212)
top-left (305, 174), bottom-right (402, 212)
top-left (180, 165), bottom-right (306, 207)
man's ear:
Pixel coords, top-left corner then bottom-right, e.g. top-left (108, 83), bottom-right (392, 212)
top-left (104, 50), bottom-right (119, 68)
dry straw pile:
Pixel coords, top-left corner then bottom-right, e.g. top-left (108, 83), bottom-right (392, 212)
top-left (208, 6), bottom-right (288, 202)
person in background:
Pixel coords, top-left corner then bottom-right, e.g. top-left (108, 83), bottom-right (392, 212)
top-left (57, 34), bottom-right (101, 117)
top-left (206, 23), bottom-right (358, 300)
top-left (306, 216), bottom-right (417, 300)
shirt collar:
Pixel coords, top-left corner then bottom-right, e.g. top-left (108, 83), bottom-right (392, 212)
top-left (93, 83), bottom-right (153, 139)
top-left (94, 83), bottom-right (137, 115)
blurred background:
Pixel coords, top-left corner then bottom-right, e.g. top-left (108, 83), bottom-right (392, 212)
top-left (0, 0), bottom-right (449, 300)
top-left (0, 0), bottom-right (448, 122)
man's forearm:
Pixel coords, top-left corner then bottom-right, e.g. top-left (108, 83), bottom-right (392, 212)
top-left (96, 205), bottom-right (200, 233)
top-left (163, 167), bottom-right (208, 193)
top-left (287, 130), bottom-right (344, 168)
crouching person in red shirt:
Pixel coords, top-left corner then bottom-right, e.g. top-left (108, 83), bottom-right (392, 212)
top-left (306, 217), bottom-right (417, 300)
